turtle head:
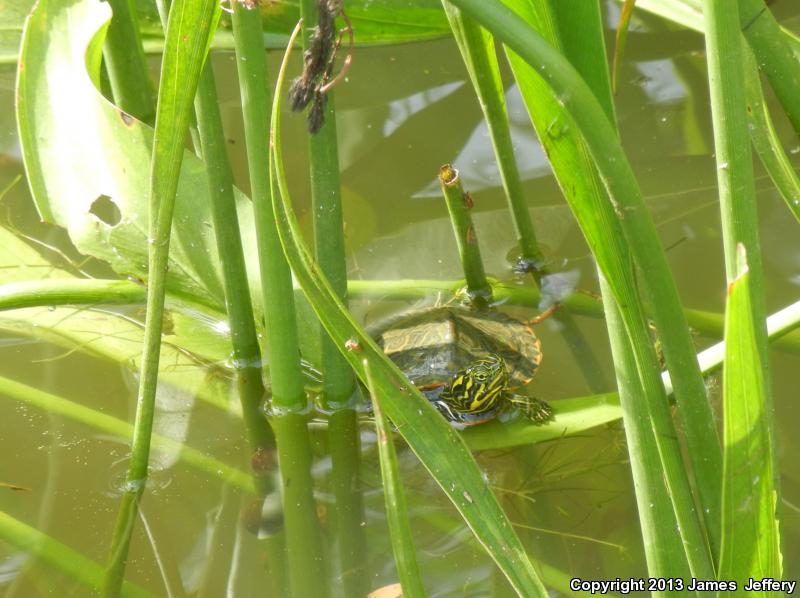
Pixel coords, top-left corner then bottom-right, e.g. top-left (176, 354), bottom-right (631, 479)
top-left (442, 353), bottom-right (508, 417)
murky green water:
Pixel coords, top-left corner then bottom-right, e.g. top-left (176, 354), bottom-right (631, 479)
top-left (1, 2), bottom-right (799, 596)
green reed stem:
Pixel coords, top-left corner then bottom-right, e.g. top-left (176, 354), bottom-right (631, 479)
top-left (194, 66), bottom-right (286, 583)
top-left (326, 408), bottom-right (365, 595)
top-left (438, 164), bottom-right (492, 303)
top-left (705, 0), bottom-right (769, 309)
top-left (298, 0), bottom-right (354, 407)
top-left (229, 0), bottom-right (305, 433)
top-left (703, 0), bottom-right (773, 399)
top-left (442, 2), bottom-right (543, 267)
top-left (193, 60), bottom-right (275, 478)
top-left (297, 1), bottom-right (365, 592)
top-left (703, 0), bottom-right (777, 565)
top-left (737, 0), bottom-right (800, 137)
top-left (231, 6), bottom-right (325, 597)
top-left (102, 0), bottom-right (155, 123)
top-left (230, 0), bottom-right (303, 411)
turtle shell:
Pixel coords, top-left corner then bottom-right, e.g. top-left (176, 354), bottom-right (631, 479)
top-left (372, 306), bottom-right (542, 393)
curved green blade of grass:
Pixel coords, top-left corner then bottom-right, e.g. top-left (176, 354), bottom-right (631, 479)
top-left (103, 0), bottom-right (221, 594)
top-left (462, 393), bottom-right (621, 450)
top-left (742, 46), bottom-right (800, 225)
top-left (611, 0), bottom-right (637, 93)
top-left (365, 361), bottom-right (426, 598)
top-left (270, 23), bottom-right (547, 597)
top-left (0, 512), bottom-right (157, 598)
top-left (719, 245), bottom-right (782, 581)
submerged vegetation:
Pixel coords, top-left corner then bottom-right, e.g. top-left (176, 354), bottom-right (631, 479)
top-left (0, 0), bottom-right (798, 595)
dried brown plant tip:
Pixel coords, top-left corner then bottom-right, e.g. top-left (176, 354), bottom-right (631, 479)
top-left (289, 0), bottom-right (351, 133)
top-left (289, 75), bottom-right (314, 112)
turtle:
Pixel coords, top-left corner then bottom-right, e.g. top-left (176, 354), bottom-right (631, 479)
top-left (371, 306), bottom-right (553, 426)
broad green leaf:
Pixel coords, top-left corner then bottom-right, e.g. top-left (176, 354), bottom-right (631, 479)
top-left (270, 25), bottom-right (547, 596)
top-left (140, 0), bottom-right (450, 49)
top-left (719, 244), bottom-right (782, 581)
top-left (0, 0), bottom-right (450, 65)
top-left (16, 0), bottom-right (255, 311)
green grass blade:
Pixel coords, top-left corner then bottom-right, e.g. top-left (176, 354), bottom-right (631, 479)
top-left (193, 60), bottom-right (274, 475)
top-left (599, 273), bottom-right (690, 578)
top-left (719, 245), bottom-right (782, 582)
top-left (270, 23), bottom-right (547, 596)
top-left (742, 47), bottom-right (800, 225)
top-left (365, 361), bottom-right (427, 598)
top-left (547, 0), bottom-right (700, 576)
top-left (0, 512), bottom-right (157, 598)
top-left (737, 0), bottom-right (800, 137)
top-left (463, 393), bottom-right (621, 450)
top-left (103, 0), bottom-right (221, 594)
top-left (611, 0), bottom-right (637, 93)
